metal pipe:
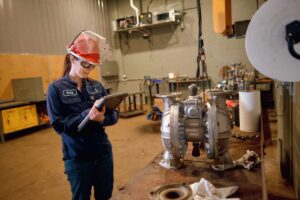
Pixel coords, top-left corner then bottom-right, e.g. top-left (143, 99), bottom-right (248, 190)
top-left (130, 0), bottom-right (139, 27)
top-left (147, 0), bottom-right (153, 13)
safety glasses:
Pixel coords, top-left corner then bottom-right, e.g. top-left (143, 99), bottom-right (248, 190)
top-left (74, 56), bottom-right (97, 69)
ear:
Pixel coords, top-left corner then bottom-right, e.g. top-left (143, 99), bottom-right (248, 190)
top-left (70, 55), bottom-right (75, 64)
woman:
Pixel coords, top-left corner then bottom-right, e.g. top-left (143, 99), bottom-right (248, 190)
top-left (46, 30), bottom-right (118, 200)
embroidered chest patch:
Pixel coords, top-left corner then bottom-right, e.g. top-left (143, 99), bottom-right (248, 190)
top-left (86, 85), bottom-right (102, 94)
top-left (63, 89), bottom-right (78, 96)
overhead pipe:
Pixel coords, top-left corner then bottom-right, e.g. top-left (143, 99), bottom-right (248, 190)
top-left (139, 0), bottom-right (143, 13)
top-left (147, 0), bottom-right (153, 13)
top-left (130, 0), bottom-right (139, 27)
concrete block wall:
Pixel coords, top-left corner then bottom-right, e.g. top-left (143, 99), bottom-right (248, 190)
top-left (107, 0), bottom-right (265, 90)
top-left (293, 82), bottom-right (300, 198)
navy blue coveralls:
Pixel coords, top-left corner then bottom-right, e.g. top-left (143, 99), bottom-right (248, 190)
top-left (46, 75), bottom-right (118, 200)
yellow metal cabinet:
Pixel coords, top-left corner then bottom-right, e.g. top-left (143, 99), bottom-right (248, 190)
top-left (1, 108), bottom-right (21, 134)
top-left (18, 105), bottom-right (39, 129)
top-left (1, 105), bottom-right (38, 134)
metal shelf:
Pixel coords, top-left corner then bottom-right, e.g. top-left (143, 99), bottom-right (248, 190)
top-left (114, 20), bottom-right (178, 33)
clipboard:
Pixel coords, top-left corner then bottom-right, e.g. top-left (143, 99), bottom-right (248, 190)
top-left (78, 92), bottom-right (128, 132)
top-left (102, 92), bottom-right (128, 110)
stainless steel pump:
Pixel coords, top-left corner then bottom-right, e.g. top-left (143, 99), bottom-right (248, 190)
top-left (157, 84), bottom-right (234, 170)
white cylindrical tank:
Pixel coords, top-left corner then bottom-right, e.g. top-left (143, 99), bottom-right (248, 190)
top-left (239, 90), bottom-right (261, 132)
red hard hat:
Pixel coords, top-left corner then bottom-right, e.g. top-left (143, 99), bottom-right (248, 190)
top-left (68, 31), bottom-right (101, 65)
top-left (67, 30), bottom-right (112, 65)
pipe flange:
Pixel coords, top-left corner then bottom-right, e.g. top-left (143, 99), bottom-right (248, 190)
top-left (170, 104), bottom-right (187, 160)
top-left (205, 101), bottom-right (217, 159)
top-left (156, 92), bottom-right (182, 99)
top-left (148, 183), bottom-right (193, 200)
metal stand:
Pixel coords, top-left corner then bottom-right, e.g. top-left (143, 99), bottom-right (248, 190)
top-left (119, 92), bottom-right (145, 118)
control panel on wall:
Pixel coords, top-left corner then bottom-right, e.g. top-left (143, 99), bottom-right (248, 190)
top-left (101, 61), bottom-right (119, 77)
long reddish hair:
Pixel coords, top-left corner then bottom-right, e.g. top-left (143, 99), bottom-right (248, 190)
top-left (62, 54), bottom-right (72, 77)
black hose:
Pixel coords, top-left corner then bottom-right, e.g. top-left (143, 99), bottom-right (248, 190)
top-left (287, 39), bottom-right (300, 59)
top-left (286, 20), bottom-right (300, 59)
top-left (196, 0), bottom-right (202, 82)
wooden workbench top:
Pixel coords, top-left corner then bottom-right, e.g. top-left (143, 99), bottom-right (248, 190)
top-left (112, 137), bottom-right (264, 200)
top-left (0, 101), bottom-right (30, 110)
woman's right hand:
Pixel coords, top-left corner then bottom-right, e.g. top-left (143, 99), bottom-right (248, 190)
top-left (89, 99), bottom-right (106, 122)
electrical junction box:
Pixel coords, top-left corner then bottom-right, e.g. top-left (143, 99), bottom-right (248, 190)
top-left (152, 9), bottom-right (176, 24)
top-left (112, 9), bottom-right (183, 33)
top-left (12, 77), bottom-right (45, 102)
top-left (101, 61), bottom-right (119, 77)
top-left (140, 12), bottom-right (152, 25)
top-left (113, 16), bottom-right (137, 31)
top-left (233, 20), bottom-right (250, 38)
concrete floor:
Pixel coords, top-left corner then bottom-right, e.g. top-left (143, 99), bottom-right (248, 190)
top-left (0, 114), bottom-right (163, 200)
top-left (264, 109), bottom-right (296, 200)
top-left (0, 112), bottom-right (296, 200)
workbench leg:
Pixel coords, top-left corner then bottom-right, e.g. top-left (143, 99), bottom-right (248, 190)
top-left (123, 98), bottom-right (127, 113)
top-left (0, 133), bottom-right (5, 143)
top-left (139, 93), bottom-right (143, 110)
top-left (133, 95), bottom-right (137, 110)
top-left (128, 95), bottom-right (132, 111)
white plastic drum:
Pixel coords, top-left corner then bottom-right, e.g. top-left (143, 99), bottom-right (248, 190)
top-left (239, 90), bottom-right (261, 132)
